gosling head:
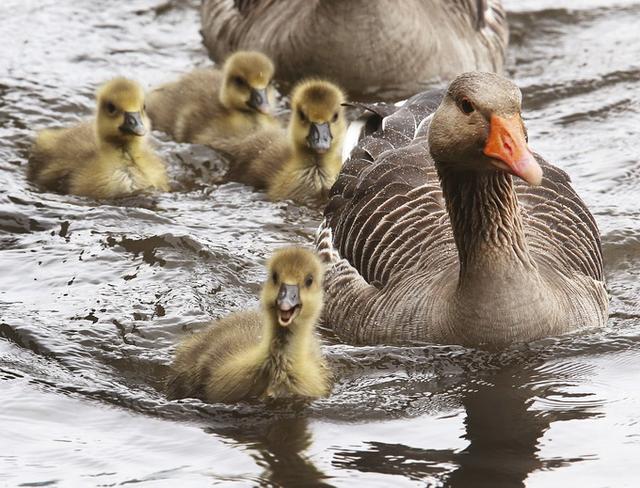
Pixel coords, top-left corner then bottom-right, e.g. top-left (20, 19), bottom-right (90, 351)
top-left (219, 51), bottom-right (275, 114)
top-left (289, 80), bottom-right (346, 157)
top-left (95, 77), bottom-right (149, 146)
top-left (261, 247), bottom-right (325, 330)
top-left (429, 72), bottom-right (542, 186)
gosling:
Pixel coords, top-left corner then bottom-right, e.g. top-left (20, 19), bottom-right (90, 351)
top-left (146, 51), bottom-right (279, 147)
top-left (167, 247), bottom-right (331, 404)
top-left (225, 79), bottom-right (346, 205)
top-left (28, 78), bottom-right (168, 199)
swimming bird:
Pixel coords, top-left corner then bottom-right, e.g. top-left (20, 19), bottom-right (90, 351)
top-left (146, 51), bottom-right (279, 147)
top-left (316, 72), bottom-right (608, 348)
top-left (28, 78), bottom-right (168, 199)
top-left (167, 247), bottom-right (331, 403)
top-left (200, 0), bottom-right (509, 101)
top-left (224, 79), bottom-right (346, 205)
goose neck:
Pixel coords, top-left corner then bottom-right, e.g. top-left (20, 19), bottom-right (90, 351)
top-left (439, 167), bottom-right (537, 284)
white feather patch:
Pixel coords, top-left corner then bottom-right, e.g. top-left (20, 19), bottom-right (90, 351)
top-left (414, 113), bottom-right (434, 139)
top-left (342, 119), bottom-right (366, 162)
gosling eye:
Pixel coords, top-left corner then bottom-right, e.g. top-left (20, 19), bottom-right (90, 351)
top-left (304, 275), bottom-right (313, 288)
top-left (106, 101), bottom-right (117, 115)
top-left (298, 109), bottom-right (307, 122)
top-left (459, 97), bottom-right (475, 115)
top-left (272, 271), bottom-right (278, 284)
top-left (332, 112), bottom-right (339, 123)
top-left (233, 76), bottom-right (246, 87)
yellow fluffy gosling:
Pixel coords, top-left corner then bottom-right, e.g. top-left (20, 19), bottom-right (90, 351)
top-left (167, 247), bottom-right (331, 404)
top-left (146, 51), bottom-right (279, 147)
top-left (225, 79), bottom-right (346, 205)
top-left (28, 78), bottom-right (168, 199)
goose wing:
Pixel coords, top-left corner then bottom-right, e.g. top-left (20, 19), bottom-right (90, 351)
top-left (325, 91), bottom-right (455, 288)
top-left (514, 161), bottom-right (604, 282)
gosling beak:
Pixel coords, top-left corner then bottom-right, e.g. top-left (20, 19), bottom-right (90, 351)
top-left (119, 111), bottom-right (146, 136)
top-left (307, 122), bottom-right (332, 154)
top-left (247, 88), bottom-right (270, 114)
top-left (276, 284), bottom-right (300, 327)
top-left (483, 114), bottom-right (542, 186)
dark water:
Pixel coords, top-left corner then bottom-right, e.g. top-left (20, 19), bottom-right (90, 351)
top-left (1, 0), bottom-right (639, 486)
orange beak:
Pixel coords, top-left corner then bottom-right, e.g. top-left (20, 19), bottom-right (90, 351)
top-left (483, 114), bottom-right (543, 186)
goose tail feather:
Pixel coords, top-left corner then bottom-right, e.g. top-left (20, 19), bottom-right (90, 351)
top-left (315, 220), bottom-right (341, 266)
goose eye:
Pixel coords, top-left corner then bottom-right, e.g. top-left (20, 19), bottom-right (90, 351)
top-left (298, 109), bottom-right (306, 122)
top-left (459, 98), bottom-right (474, 115)
top-left (106, 102), bottom-right (117, 115)
top-left (233, 76), bottom-right (246, 87)
top-left (272, 271), bottom-right (278, 284)
top-left (304, 275), bottom-right (313, 288)
top-left (332, 112), bottom-right (339, 123)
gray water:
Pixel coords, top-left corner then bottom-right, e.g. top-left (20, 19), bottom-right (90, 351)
top-left (1, 1), bottom-right (639, 486)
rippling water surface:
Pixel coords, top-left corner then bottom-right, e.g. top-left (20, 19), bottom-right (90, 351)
top-left (1, 0), bottom-right (639, 486)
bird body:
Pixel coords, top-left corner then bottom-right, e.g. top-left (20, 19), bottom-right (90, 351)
top-left (28, 78), bottom-right (168, 199)
top-left (146, 51), bottom-right (279, 147)
top-left (167, 247), bottom-right (330, 403)
top-left (201, 0), bottom-right (508, 101)
top-left (225, 80), bottom-right (346, 205)
top-left (318, 73), bottom-right (608, 347)
top-left (28, 121), bottom-right (95, 193)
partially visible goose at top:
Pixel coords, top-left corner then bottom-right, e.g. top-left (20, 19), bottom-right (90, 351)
top-left (200, 0), bottom-right (508, 101)
top-left (28, 78), bottom-right (169, 199)
top-left (223, 79), bottom-right (346, 205)
top-left (146, 51), bottom-right (279, 148)
top-left (316, 72), bottom-right (608, 348)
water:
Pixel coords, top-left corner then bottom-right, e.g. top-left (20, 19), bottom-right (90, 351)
top-left (1, 0), bottom-right (639, 486)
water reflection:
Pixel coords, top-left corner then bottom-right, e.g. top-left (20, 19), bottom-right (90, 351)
top-left (211, 414), bottom-right (332, 487)
top-left (333, 360), bottom-right (600, 487)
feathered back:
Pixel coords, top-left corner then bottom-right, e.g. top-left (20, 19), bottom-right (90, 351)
top-left (200, 0), bottom-right (508, 101)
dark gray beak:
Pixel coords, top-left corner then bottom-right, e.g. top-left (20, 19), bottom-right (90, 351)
top-left (277, 284), bottom-right (300, 311)
top-left (247, 88), bottom-right (270, 114)
top-left (119, 111), bottom-right (146, 136)
top-left (307, 122), bottom-right (332, 154)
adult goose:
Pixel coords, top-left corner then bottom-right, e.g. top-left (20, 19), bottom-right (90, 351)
top-left (200, 0), bottom-right (509, 101)
top-left (316, 72), bottom-right (608, 348)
